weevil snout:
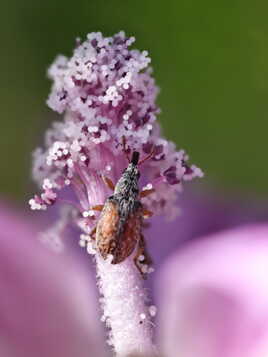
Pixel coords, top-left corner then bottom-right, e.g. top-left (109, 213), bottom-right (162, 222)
top-left (131, 151), bottom-right (140, 166)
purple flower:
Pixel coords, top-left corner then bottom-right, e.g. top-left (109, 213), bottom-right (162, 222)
top-left (0, 202), bottom-right (105, 357)
top-left (28, 32), bottom-right (203, 355)
top-left (157, 224), bottom-right (268, 357)
top-left (30, 31), bottom-right (202, 227)
top-left (147, 188), bottom-right (268, 265)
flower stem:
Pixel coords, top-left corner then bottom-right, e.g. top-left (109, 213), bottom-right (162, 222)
top-left (96, 253), bottom-right (157, 357)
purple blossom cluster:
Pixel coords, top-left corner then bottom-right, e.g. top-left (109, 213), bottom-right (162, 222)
top-left (30, 31), bottom-right (203, 235)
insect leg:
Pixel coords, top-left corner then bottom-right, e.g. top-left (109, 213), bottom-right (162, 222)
top-left (139, 188), bottom-right (155, 198)
top-left (142, 208), bottom-right (154, 219)
top-left (89, 226), bottom-right (97, 241)
top-left (134, 234), bottom-right (153, 279)
top-left (101, 175), bottom-right (115, 191)
top-left (122, 135), bottom-right (131, 163)
top-left (91, 204), bottom-right (104, 211)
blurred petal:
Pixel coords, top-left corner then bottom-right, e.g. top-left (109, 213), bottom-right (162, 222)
top-left (157, 225), bottom-right (268, 357)
top-left (148, 189), bottom-right (268, 265)
top-left (0, 203), bottom-right (105, 357)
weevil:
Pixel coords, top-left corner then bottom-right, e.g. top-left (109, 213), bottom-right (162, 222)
top-left (89, 150), bottom-right (155, 277)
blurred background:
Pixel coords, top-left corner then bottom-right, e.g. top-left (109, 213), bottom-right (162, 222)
top-left (1, 0), bottom-right (268, 202)
top-left (2, 2), bottom-right (268, 356)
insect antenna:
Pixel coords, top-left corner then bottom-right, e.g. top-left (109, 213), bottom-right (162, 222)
top-left (121, 135), bottom-right (131, 163)
top-left (121, 135), bottom-right (155, 166)
top-left (138, 146), bottom-right (156, 166)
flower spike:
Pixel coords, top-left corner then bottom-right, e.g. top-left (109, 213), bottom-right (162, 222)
top-left (29, 31), bottom-right (203, 357)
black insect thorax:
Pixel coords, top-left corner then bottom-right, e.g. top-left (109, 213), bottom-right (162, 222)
top-left (114, 162), bottom-right (140, 199)
top-left (110, 151), bottom-right (141, 224)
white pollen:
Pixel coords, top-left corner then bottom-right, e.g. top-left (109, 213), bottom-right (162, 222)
top-left (88, 210), bottom-right (95, 217)
top-left (71, 140), bottom-right (81, 152)
top-left (67, 158), bottom-right (73, 167)
top-left (87, 242), bottom-right (96, 255)
top-left (138, 255), bottom-right (145, 262)
top-left (141, 265), bottom-right (149, 274)
top-left (143, 183), bottom-right (153, 191)
top-left (42, 178), bottom-right (53, 189)
top-left (79, 240), bottom-right (86, 247)
top-left (88, 126), bottom-right (99, 133)
top-left (140, 313), bottom-right (146, 320)
top-left (148, 267), bottom-right (154, 274)
top-left (149, 305), bottom-right (157, 317)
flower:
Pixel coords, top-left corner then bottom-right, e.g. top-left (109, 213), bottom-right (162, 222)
top-left (28, 31), bottom-right (203, 356)
top-left (157, 224), bottom-right (268, 357)
top-left (0, 202), bottom-right (105, 357)
top-left (147, 188), bottom-right (268, 265)
top-left (30, 31), bottom-right (203, 229)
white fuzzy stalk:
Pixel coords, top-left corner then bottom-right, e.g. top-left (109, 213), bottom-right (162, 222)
top-left (96, 253), bottom-right (157, 357)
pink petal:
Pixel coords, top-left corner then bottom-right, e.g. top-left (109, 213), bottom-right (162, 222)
top-left (0, 203), bottom-right (105, 357)
top-left (148, 189), bottom-right (268, 266)
top-left (157, 225), bottom-right (268, 357)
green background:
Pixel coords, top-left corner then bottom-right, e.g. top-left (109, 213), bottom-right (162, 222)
top-left (1, 0), bottom-right (268, 201)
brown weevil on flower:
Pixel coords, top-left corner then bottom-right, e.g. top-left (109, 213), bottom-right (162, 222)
top-left (90, 147), bottom-right (155, 277)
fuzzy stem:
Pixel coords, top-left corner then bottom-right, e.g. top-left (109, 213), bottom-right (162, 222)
top-left (96, 253), bottom-right (157, 357)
